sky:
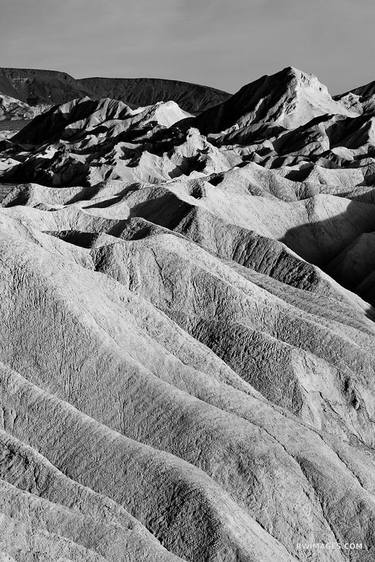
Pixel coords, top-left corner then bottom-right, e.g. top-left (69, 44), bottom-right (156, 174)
top-left (0, 0), bottom-right (374, 94)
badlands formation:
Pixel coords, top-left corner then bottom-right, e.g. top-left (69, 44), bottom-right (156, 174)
top-left (0, 66), bottom-right (375, 561)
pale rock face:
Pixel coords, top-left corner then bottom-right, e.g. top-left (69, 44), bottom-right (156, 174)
top-left (0, 94), bottom-right (35, 121)
top-left (1, 66), bottom-right (375, 561)
top-left (0, 94), bottom-right (49, 140)
top-left (335, 79), bottom-right (375, 114)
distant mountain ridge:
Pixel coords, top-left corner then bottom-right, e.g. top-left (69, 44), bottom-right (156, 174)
top-left (0, 67), bottom-right (230, 114)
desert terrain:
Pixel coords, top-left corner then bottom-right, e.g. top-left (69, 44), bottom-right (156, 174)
top-left (0, 66), bottom-right (375, 561)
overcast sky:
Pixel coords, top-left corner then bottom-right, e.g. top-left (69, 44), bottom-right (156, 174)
top-left (1, 0), bottom-right (374, 94)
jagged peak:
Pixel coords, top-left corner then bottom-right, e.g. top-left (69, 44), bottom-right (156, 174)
top-left (238, 66), bottom-right (330, 97)
top-left (196, 66), bottom-right (355, 134)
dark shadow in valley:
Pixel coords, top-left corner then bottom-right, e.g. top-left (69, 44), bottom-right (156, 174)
top-left (128, 191), bottom-right (194, 230)
top-left (45, 230), bottom-right (99, 249)
top-left (280, 199), bottom-right (375, 320)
